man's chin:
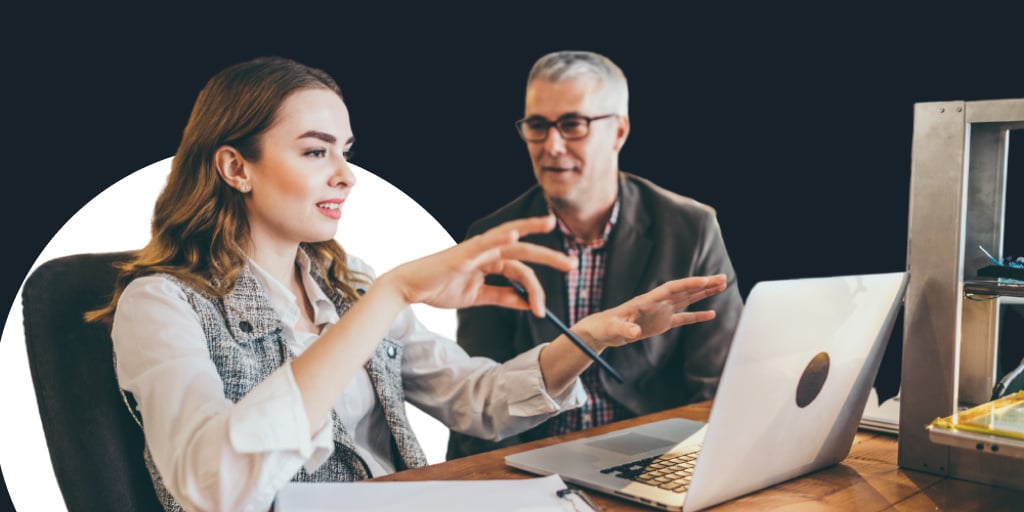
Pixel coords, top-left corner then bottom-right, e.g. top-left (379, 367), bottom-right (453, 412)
top-left (540, 171), bottom-right (577, 188)
top-left (541, 187), bottom-right (577, 209)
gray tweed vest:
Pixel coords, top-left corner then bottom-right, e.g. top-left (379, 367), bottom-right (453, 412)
top-left (139, 254), bottom-right (427, 511)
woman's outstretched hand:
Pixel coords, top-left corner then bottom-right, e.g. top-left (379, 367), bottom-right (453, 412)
top-left (379, 214), bottom-right (574, 317)
top-left (299, 215), bottom-right (571, 418)
top-left (573, 274), bottom-right (729, 351)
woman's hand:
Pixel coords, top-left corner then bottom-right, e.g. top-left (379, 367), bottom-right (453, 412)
top-left (573, 274), bottom-right (729, 352)
top-left (377, 215), bottom-right (574, 317)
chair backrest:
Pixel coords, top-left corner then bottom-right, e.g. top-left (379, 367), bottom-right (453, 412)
top-left (22, 251), bottom-right (162, 511)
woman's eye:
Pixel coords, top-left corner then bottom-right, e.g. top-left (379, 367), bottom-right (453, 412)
top-left (343, 149), bottom-right (354, 160)
top-left (306, 149), bottom-right (327, 158)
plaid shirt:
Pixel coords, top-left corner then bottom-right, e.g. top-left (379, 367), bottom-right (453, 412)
top-left (545, 199), bottom-right (634, 436)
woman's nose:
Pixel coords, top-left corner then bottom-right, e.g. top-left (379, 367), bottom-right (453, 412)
top-left (332, 156), bottom-right (357, 189)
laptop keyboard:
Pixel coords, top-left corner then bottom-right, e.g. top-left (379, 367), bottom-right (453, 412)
top-left (600, 447), bottom-right (701, 494)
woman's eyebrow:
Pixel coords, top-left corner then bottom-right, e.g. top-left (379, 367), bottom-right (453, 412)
top-left (297, 130), bottom-right (337, 144)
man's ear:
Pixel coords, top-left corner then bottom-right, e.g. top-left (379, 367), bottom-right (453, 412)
top-left (214, 145), bottom-right (251, 192)
top-left (613, 115), bottom-right (630, 152)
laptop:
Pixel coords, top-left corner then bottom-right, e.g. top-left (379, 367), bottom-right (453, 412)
top-left (505, 272), bottom-right (909, 511)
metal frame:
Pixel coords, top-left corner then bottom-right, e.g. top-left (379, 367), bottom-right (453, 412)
top-left (901, 98), bottom-right (1024, 489)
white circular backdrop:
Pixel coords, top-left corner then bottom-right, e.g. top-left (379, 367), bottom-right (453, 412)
top-left (0, 157), bottom-right (456, 511)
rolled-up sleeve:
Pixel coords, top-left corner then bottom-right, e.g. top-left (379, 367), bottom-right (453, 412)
top-left (112, 276), bottom-right (332, 512)
top-left (336, 255), bottom-right (584, 441)
top-left (392, 304), bottom-right (586, 441)
top-left (228, 364), bottom-right (334, 473)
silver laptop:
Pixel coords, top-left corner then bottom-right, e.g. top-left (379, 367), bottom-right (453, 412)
top-left (506, 272), bottom-right (909, 511)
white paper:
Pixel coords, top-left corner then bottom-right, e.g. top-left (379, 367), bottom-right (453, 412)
top-left (273, 473), bottom-right (596, 512)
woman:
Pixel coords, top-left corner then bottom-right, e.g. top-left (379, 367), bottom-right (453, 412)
top-left (86, 56), bottom-right (727, 512)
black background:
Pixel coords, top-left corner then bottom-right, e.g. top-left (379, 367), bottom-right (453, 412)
top-left (3, 6), bottom-right (1022, 509)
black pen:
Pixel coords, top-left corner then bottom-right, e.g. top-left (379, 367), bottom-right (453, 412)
top-left (510, 281), bottom-right (625, 383)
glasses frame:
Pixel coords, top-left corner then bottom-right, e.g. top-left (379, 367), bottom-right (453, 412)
top-left (514, 113), bottom-right (618, 142)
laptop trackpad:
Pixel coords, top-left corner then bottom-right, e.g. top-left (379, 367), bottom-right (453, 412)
top-left (586, 432), bottom-right (677, 455)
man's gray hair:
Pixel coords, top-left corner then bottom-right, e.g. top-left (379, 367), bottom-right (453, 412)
top-left (527, 50), bottom-right (629, 115)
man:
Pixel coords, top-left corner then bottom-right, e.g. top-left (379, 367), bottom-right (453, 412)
top-left (446, 50), bottom-right (744, 459)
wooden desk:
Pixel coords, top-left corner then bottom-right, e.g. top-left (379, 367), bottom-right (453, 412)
top-left (376, 401), bottom-right (1024, 511)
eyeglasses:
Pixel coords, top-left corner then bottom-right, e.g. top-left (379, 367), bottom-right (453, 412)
top-left (514, 113), bottom-right (618, 142)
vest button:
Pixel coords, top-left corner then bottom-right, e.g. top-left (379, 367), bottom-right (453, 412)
top-left (386, 345), bottom-right (397, 358)
top-left (239, 320), bottom-right (254, 333)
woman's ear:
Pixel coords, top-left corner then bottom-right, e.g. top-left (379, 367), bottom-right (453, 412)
top-left (214, 145), bottom-right (251, 193)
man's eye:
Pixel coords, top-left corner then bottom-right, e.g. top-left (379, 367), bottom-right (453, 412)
top-left (525, 120), bottom-right (549, 131)
top-left (559, 119), bottom-right (584, 131)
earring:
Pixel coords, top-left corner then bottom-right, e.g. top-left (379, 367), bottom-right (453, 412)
top-left (239, 183), bottom-right (250, 193)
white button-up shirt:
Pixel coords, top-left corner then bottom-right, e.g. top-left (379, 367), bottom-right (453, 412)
top-left (111, 251), bottom-right (585, 512)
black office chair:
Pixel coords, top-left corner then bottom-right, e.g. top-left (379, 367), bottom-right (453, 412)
top-left (22, 250), bottom-right (162, 511)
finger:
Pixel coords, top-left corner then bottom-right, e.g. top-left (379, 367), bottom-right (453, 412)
top-left (498, 241), bottom-right (575, 273)
top-left (666, 274), bottom-right (726, 294)
top-left (664, 275), bottom-right (727, 308)
top-left (474, 244), bottom-right (573, 284)
top-left (500, 260), bottom-right (547, 317)
top-left (670, 310), bottom-right (717, 327)
top-left (460, 216), bottom-right (564, 272)
top-left (592, 318), bottom-right (642, 346)
top-left (670, 283), bottom-right (727, 309)
top-left (616, 320), bottom-right (642, 340)
top-left (474, 284), bottom-right (533, 312)
top-left (471, 260), bottom-right (547, 316)
top-left (643, 275), bottom-right (717, 303)
top-left (506, 214), bottom-right (558, 237)
top-left (460, 228), bottom-right (519, 269)
top-left (471, 215), bottom-right (556, 246)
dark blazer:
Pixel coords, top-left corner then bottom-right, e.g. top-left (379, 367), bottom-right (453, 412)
top-left (446, 172), bottom-right (744, 459)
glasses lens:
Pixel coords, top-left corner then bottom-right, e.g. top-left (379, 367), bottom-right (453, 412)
top-left (557, 117), bottom-right (590, 140)
top-left (518, 118), bottom-right (551, 142)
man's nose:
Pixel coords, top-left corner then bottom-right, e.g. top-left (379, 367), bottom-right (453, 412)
top-left (543, 126), bottom-right (566, 154)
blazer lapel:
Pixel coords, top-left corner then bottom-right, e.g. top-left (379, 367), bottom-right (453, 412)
top-left (603, 174), bottom-right (655, 310)
top-left (521, 195), bottom-right (569, 344)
